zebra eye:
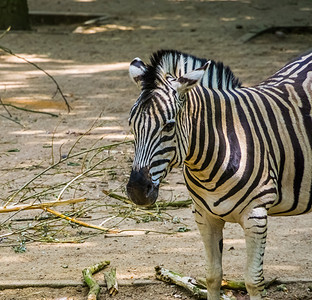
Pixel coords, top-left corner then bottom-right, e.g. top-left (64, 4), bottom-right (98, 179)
top-left (163, 121), bottom-right (175, 132)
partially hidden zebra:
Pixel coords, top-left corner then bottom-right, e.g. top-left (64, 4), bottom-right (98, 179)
top-left (126, 49), bottom-right (312, 300)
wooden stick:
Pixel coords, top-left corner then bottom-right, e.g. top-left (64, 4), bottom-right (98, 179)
top-left (82, 261), bottom-right (110, 300)
top-left (0, 198), bottom-right (86, 213)
top-left (104, 268), bottom-right (118, 296)
top-left (45, 207), bottom-right (120, 234)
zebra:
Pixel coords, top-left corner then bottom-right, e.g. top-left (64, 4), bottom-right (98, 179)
top-left (126, 49), bottom-right (312, 300)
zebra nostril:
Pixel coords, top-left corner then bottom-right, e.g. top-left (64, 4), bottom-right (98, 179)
top-left (127, 167), bottom-right (159, 206)
top-left (146, 183), bottom-right (153, 197)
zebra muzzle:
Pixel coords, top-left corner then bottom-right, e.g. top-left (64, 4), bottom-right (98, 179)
top-left (126, 167), bottom-right (159, 206)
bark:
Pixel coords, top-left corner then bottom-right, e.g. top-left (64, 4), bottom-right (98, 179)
top-left (0, 0), bottom-right (30, 30)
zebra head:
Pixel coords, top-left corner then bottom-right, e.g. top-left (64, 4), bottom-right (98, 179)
top-left (126, 52), bottom-right (209, 206)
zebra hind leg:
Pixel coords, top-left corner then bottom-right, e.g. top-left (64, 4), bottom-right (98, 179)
top-left (241, 207), bottom-right (268, 300)
top-left (193, 205), bottom-right (225, 300)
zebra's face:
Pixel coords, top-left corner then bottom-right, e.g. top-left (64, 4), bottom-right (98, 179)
top-left (126, 57), bottom-right (208, 206)
top-left (127, 92), bottom-right (177, 206)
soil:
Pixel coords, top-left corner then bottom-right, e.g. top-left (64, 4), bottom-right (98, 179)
top-left (0, 0), bottom-right (312, 299)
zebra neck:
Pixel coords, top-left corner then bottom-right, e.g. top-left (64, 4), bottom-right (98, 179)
top-left (182, 89), bottom-right (233, 179)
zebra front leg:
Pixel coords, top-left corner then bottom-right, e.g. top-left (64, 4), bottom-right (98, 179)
top-left (193, 205), bottom-right (225, 300)
top-left (241, 207), bottom-right (268, 300)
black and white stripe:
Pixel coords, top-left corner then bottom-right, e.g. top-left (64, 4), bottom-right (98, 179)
top-left (126, 49), bottom-right (312, 299)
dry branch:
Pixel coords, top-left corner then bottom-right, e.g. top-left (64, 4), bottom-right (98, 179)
top-left (104, 267), bottom-right (118, 296)
top-left (1, 103), bottom-right (59, 117)
top-left (4, 140), bottom-right (131, 207)
top-left (157, 266), bottom-right (280, 299)
top-left (82, 261), bottom-right (110, 300)
top-left (0, 44), bottom-right (71, 112)
top-left (45, 207), bottom-right (120, 234)
top-left (0, 198), bottom-right (86, 213)
top-left (102, 190), bottom-right (132, 205)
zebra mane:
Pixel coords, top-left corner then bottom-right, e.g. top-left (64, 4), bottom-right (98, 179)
top-left (140, 50), bottom-right (241, 102)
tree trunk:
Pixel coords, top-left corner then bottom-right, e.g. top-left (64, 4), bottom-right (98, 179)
top-left (0, 0), bottom-right (30, 30)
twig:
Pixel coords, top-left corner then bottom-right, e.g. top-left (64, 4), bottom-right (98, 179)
top-left (0, 113), bottom-right (24, 127)
top-left (3, 140), bottom-right (131, 207)
top-left (56, 157), bottom-right (109, 201)
top-left (0, 96), bottom-right (12, 117)
top-left (0, 44), bottom-right (71, 112)
top-left (0, 198), bottom-right (86, 213)
top-left (66, 112), bottom-right (104, 159)
top-left (0, 27), bottom-right (10, 40)
top-left (102, 190), bottom-right (133, 205)
top-left (82, 261), bottom-right (111, 300)
top-left (45, 207), bottom-right (120, 234)
top-left (1, 103), bottom-right (59, 117)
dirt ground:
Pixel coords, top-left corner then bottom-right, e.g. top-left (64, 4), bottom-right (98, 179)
top-left (0, 0), bottom-right (312, 299)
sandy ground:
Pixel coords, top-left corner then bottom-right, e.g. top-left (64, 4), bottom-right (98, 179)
top-left (0, 0), bottom-right (312, 299)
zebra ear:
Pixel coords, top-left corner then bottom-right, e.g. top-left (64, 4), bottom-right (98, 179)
top-left (173, 61), bottom-right (210, 93)
top-left (129, 57), bottom-right (146, 87)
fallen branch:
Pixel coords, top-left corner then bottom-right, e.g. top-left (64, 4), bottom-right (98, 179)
top-left (0, 113), bottom-right (24, 127)
top-left (102, 190), bottom-right (132, 205)
top-left (0, 96), bottom-right (12, 117)
top-left (197, 276), bottom-right (278, 292)
top-left (0, 198), bottom-right (86, 213)
top-left (155, 266), bottom-right (207, 299)
top-left (222, 279), bottom-right (246, 291)
top-left (82, 261), bottom-right (110, 300)
top-left (0, 44), bottom-right (71, 112)
top-left (104, 267), bottom-right (118, 296)
top-left (1, 103), bottom-right (59, 117)
top-left (45, 207), bottom-right (120, 234)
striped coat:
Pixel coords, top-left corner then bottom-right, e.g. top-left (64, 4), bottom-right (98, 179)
top-left (126, 50), bottom-right (312, 299)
